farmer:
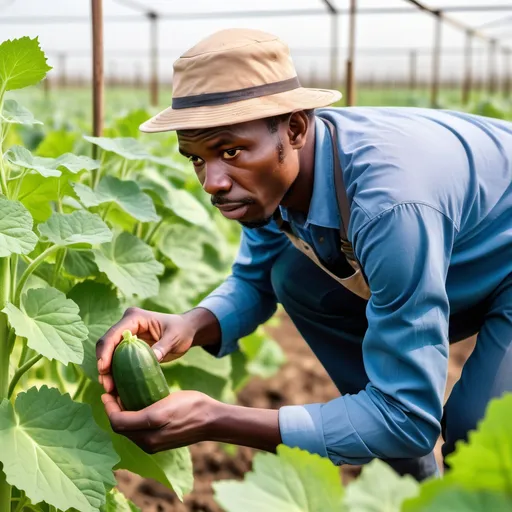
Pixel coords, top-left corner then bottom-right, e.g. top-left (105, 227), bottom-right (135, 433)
top-left (96, 28), bottom-right (512, 481)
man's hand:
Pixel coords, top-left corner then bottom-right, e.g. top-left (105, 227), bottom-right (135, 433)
top-left (96, 307), bottom-right (196, 393)
top-left (101, 390), bottom-right (215, 453)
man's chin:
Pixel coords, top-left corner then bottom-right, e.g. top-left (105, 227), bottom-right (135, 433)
top-left (239, 216), bottom-right (273, 229)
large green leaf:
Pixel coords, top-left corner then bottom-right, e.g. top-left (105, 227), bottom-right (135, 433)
top-left (115, 108), bottom-right (150, 139)
top-left (73, 176), bottom-right (160, 223)
top-left (82, 383), bottom-right (193, 501)
top-left (83, 135), bottom-right (151, 160)
top-left (239, 329), bottom-right (286, 380)
top-left (0, 99), bottom-right (42, 125)
top-left (0, 195), bottom-right (38, 256)
top-left (101, 488), bottom-right (141, 512)
top-left (0, 36), bottom-right (51, 91)
top-left (413, 489), bottom-right (512, 512)
top-left (444, 393), bottom-right (512, 493)
top-left (150, 262), bottom-right (222, 313)
top-left (214, 445), bottom-right (344, 512)
top-left (17, 173), bottom-right (59, 222)
top-left (0, 386), bottom-right (118, 511)
top-left (68, 281), bottom-right (122, 381)
top-left (3, 287), bottom-right (87, 365)
top-left (157, 222), bottom-right (204, 269)
top-left (140, 168), bottom-right (211, 226)
top-left (5, 145), bottom-right (62, 177)
top-left (54, 153), bottom-right (100, 173)
top-left (64, 249), bottom-right (100, 278)
top-left (35, 129), bottom-right (77, 157)
top-left (38, 210), bottom-right (112, 248)
top-left (343, 459), bottom-right (419, 511)
top-left (93, 232), bottom-right (164, 299)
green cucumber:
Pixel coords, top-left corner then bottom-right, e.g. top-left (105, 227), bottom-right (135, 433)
top-left (112, 330), bottom-right (170, 411)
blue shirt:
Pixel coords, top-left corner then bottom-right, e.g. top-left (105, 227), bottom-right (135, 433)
top-left (198, 107), bottom-right (512, 464)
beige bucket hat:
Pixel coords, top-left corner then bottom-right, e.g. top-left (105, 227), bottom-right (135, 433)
top-left (139, 28), bottom-right (342, 133)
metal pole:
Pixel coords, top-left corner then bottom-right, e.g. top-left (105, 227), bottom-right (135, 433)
top-left (488, 39), bottom-right (497, 95)
top-left (149, 12), bottom-right (159, 106)
top-left (462, 30), bottom-right (473, 105)
top-left (330, 13), bottom-right (339, 89)
top-left (91, 0), bottom-right (104, 152)
top-left (409, 50), bottom-right (417, 91)
top-left (431, 13), bottom-right (442, 108)
top-left (346, 0), bottom-right (357, 106)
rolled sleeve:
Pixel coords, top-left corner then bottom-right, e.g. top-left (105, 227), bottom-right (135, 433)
top-left (197, 220), bottom-right (291, 358)
top-left (280, 203), bottom-right (457, 465)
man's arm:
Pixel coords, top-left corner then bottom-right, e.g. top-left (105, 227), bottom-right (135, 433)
top-left (277, 202), bottom-right (457, 464)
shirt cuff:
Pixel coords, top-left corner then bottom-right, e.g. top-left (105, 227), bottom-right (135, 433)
top-left (278, 404), bottom-right (328, 459)
top-left (196, 295), bottom-right (241, 358)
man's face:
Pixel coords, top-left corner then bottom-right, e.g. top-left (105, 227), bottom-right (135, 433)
top-left (177, 116), bottom-right (301, 228)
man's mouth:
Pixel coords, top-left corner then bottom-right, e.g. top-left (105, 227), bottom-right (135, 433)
top-left (215, 203), bottom-right (251, 220)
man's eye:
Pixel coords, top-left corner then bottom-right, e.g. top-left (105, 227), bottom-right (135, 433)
top-left (223, 149), bottom-right (241, 160)
top-left (188, 156), bottom-right (204, 166)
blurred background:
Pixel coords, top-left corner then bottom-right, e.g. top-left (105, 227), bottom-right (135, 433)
top-left (2, 0), bottom-right (512, 116)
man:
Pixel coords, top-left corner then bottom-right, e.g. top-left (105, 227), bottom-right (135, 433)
top-left (96, 28), bottom-right (512, 482)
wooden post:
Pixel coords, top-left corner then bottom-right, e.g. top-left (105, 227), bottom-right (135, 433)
top-left (462, 30), bottom-right (473, 105)
top-left (431, 13), bottom-right (442, 108)
top-left (346, 0), bottom-right (357, 106)
top-left (43, 77), bottom-right (50, 99)
top-left (488, 39), bottom-right (497, 96)
top-left (149, 12), bottom-right (159, 106)
top-left (330, 13), bottom-right (339, 89)
top-left (91, 0), bottom-right (104, 154)
top-left (59, 53), bottom-right (67, 88)
top-left (409, 50), bottom-right (417, 92)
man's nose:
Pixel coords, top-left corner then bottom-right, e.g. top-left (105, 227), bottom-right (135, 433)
top-left (202, 162), bottom-right (232, 196)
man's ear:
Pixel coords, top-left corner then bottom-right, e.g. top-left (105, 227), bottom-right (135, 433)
top-left (287, 111), bottom-right (309, 150)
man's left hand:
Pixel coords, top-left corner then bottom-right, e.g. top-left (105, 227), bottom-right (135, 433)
top-left (101, 390), bottom-right (215, 453)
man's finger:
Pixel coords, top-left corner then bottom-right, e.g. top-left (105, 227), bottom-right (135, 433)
top-left (102, 395), bottom-right (165, 432)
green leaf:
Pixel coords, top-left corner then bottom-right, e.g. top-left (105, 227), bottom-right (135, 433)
top-left (343, 459), bottom-right (419, 511)
top-left (83, 135), bottom-right (151, 160)
top-left (101, 488), bottom-right (141, 512)
top-left (140, 168), bottom-right (211, 226)
top-left (239, 329), bottom-right (286, 380)
top-left (157, 222), bottom-right (204, 269)
top-left (93, 232), bottom-right (164, 299)
top-left (214, 445), bottom-right (344, 512)
top-left (444, 393), bottom-right (512, 493)
top-left (411, 489), bottom-right (512, 512)
top-left (0, 99), bottom-right (42, 125)
top-left (115, 108), bottom-right (151, 139)
top-left (150, 262), bottom-right (221, 313)
top-left (0, 36), bottom-right (51, 91)
top-left (35, 129), bottom-right (77, 158)
top-left (0, 195), bottom-right (38, 256)
top-left (5, 145), bottom-right (62, 177)
top-left (0, 386), bottom-right (118, 511)
top-left (38, 210), bottom-right (112, 248)
top-left (82, 383), bottom-right (193, 501)
top-left (17, 173), bottom-right (59, 222)
top-left (53, 153), bottom-right (100, 173)
top-left (73, 176), bottom-right (160, 223)
top-left (3, 287), bottom-right (87, 364)
top-left (68, 281), bottom-right (122, 381)
top-left (64, 249), bottom-right (99, 278)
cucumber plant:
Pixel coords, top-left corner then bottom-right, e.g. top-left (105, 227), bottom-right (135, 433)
top-left (0, 37), bottom-right (285, 512)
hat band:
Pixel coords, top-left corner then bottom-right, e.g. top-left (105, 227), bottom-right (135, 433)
top-left (172, 76), bottom-right (301, 109)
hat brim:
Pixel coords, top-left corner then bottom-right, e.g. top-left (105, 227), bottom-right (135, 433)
top-left (139, 87), bottom-right (342, 133)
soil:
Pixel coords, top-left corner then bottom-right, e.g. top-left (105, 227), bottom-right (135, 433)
top-left (116, 313), bottom-right (476, 512)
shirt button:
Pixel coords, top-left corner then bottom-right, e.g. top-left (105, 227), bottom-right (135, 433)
top-left (319, 237), bottom-right (325, 243)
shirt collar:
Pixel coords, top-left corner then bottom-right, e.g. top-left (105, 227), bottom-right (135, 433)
top-left (278, 115), bottom-right (340, 229)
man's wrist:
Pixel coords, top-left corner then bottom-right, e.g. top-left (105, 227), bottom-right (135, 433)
top-left (180, 307), bottom-right (221, 348)
top-left (206, 400), bottom-right (281, 453)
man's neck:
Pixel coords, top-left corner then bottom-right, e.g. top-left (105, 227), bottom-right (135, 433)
top-left (280, 118), bottom-right (316, 214)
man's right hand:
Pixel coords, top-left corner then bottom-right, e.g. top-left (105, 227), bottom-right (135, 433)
top-left (96, 307), bottom-right (196, 394)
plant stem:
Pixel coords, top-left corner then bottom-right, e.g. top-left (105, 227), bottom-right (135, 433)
top-left (50, 360), bottom-right (66, 393)
top-left (52, 248), bottom-right (66, 288)
top-left (0, 256), bottom-right (11, 512)
top-left (8, 354), bottom-right (43, 399)
top-left (101, 202), bottom-right (113, 222)
top-left (12, 169), bottom-right (27, 200)
top-left (72, 375), bottom-right (88, 401)
top-left (119, 159), bottom-right (128, 179)
top-left (144, 218), bottom-right (164, 245)
top-left (14, 245), bottom-right (60, 307)
top-left (9, 253), bottom-right (18, 301)
top-left (92, 150), bottom-right (105, 190)
top-left (13, 490), bottom-right (26, 512)
top-left (56, 180), bottom-right (63, 213)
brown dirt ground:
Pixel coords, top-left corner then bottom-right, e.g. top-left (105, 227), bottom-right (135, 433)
top-left (116, 313), bottom-right (476, 512)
